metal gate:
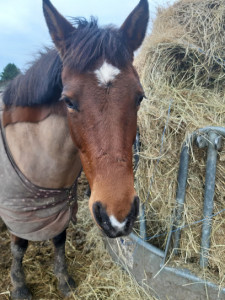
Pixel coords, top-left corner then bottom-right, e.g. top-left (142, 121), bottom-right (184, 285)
top-left (105, 127), bottom-right (225, 300)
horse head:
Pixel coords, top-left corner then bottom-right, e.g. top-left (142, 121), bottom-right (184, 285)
top-left (43, 0), bottom-right (149, 238)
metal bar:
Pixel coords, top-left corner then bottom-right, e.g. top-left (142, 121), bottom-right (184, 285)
top-left (163, 137), bottom-right (192, 263)
top-left (163, 137), bottom-right (192, 264)
top-left (133, 129), bottom-right (147, 241)
top-left (164, 265), bottom-right (225, 293)
top-left (141, 127), bottom-right (225, 265)
top-left (139, 203), bottom-right (147, 240)
top-left (199, 126), bottom-right (225, 137)
top-left (162, 211), bottom-right (175, 265)
top-left (130, 232), bottom-right (165, 257)
top-left (134, 129), bottom-right (140, 171)
top-left (173, 141), bottom-right (190, 254)
top-left (200, 131), bottom-right (218, 268)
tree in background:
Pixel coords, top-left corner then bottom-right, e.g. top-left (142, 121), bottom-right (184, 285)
top-left (0, 63), bottom-right (21, 82)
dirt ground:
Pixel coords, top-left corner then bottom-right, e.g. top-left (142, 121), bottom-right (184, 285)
top-left (0, 174), bottom-right (155, 300)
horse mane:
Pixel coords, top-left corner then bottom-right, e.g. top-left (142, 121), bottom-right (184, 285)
top-left (3, 49), bottom-right (62, 107)
top-left (3, 18), bottom-right (132, 107)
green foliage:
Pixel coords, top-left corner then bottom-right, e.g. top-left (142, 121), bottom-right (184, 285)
top-left (0, 63), bottom-right (21, 82)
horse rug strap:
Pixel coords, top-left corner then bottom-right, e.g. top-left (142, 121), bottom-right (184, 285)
top-left (0, 112), bottom-right (78, 241)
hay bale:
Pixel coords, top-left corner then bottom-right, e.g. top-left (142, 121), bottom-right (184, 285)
top-left (136, 0), bottom-right (225, 90)
top-left (135, 0), bottom-right (225, 287)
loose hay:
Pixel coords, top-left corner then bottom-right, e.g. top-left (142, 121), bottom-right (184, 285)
top-left (0, 174), bottom-right (156, 300)
top-left (135, 0), bottom-right (225, 90)
top-left (134, 0), bottom-right (225, 289)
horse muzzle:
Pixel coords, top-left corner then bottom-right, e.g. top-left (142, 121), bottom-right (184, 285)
top-left (92, 196), bottom-right (139, 238)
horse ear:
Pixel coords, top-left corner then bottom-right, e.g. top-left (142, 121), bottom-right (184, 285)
top-left (120, 0), bottom-right (149, 53)
top-left (42, 0), bottom-right (75, 56)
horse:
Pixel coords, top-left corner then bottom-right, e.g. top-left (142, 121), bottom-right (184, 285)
top-left (0, 0), bottom-right (149, 298)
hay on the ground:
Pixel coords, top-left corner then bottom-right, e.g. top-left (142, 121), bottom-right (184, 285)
top-left (134, 0), bottom-right (225, 287)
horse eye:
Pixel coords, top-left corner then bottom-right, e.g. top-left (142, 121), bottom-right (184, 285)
top-left (64, 97), bottom-right (80, 112)
top-left (64, 97), bottom-right (73, 108)
top-left (136, 95), bottom-right (144, 107)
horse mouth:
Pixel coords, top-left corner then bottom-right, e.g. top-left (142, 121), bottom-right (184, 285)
top-left (92, 197), bottom-right (139, 238)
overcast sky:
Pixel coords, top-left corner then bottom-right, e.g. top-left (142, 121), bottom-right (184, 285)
top-left (0, 0), bottom-right (176, 73)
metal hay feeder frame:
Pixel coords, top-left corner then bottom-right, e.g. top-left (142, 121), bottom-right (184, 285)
top-left (105, 127), bottom-right (225, 300)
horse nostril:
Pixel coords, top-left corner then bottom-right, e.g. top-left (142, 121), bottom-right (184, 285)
top-left (92, 202), bottom-right (103, 227)
top-left (92, 202), bottom-right (112, 233)
top-left (124, 196), bottom-right (140, 232)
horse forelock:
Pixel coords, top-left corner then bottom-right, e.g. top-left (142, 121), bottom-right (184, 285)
top-left (63, 17), bottom-right (132, 73)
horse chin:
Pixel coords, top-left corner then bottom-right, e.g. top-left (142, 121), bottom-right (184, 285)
top-left (100, 229), bottom-right (127, 239)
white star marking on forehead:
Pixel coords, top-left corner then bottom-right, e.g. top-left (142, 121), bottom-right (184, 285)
top-left (94, 61), bottom-right (120, 87)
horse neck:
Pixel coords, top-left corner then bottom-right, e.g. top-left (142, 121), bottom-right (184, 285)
top-left (3, 104), bottom-right (82, 189)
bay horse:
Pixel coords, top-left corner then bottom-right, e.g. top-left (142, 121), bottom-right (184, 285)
top-left (0, 0), bottom-right (149, 298)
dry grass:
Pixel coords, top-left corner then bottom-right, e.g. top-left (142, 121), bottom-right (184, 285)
top-left (0, 174), bottom-right (156, 300)
top-left (134, 0), bottom-right (225, 288)
top-left (136, 0), bottom-right (225, 90)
